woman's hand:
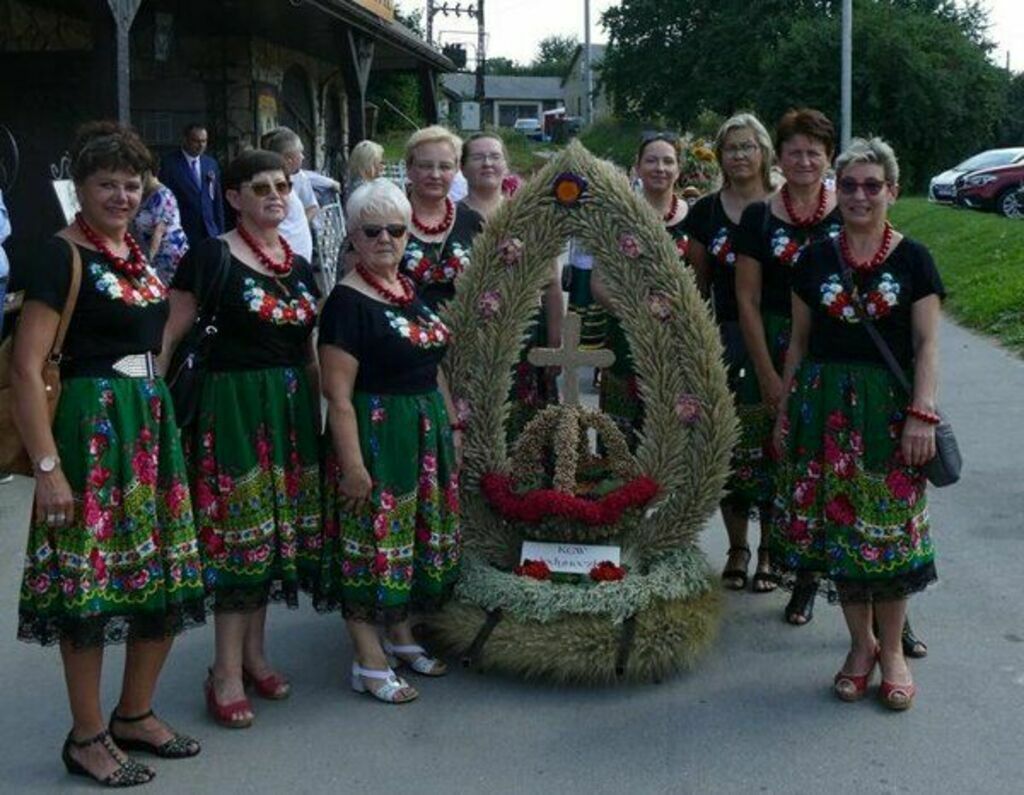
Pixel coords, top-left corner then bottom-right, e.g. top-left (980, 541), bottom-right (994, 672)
top-left (901, 416), bottom-right (937, 467)
top-left (339, 465), bottom-right (373, 509)
top-left (771, 414), bottom-right (787, 461)
top-left (759, 370), bottom-right (785, 417)
top-left (34, 469), bottom-right (75, 529)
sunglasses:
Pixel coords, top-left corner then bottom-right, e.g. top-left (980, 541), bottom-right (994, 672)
top-left (245, 179), bottom-right (292, 197)
top-left (837, 177), bottom-right (888, 197)
top-left (362, 224), bottom-right (408, 239)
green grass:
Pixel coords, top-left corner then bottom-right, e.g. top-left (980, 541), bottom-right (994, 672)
top-left (891, 197), bottom-right (1024, 353)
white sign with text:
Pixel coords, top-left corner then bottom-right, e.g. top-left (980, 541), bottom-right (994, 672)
top-left (520, 541), bottom-right (621, 574)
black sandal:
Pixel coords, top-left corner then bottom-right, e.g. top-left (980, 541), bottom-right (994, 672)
top-left (62, 729), bottom-right (155, 787)
top-left (784, 579), bottom-right (817, 625)
top-left (751, 546), bottom-right (777, 593)
top-left (109, 709), bottom-right (201, 759)
top-left (721, 546), bottom-right (751, 590)
top-left (902, 618), bottom-right (928, 659)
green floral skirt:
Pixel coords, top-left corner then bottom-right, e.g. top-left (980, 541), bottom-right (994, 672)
top-left (186, 367), bottom-right (321, 611)
top-left (18, 377), bottom-right (205, 647)
top-left (316, 390), bottom-right (460, 624)
top-left (771, 359), bottom-right (936, 603)
top-left (566, 268), bottom-right (608, 349)
top-left (729, 311), bottom-right (791, 508)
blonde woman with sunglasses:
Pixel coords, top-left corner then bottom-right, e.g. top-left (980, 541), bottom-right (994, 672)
top-left (162, 150), bottom-right (323, 728)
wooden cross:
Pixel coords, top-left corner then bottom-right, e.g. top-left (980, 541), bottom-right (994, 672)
top-left (528, 312), bottom-right (615, 406)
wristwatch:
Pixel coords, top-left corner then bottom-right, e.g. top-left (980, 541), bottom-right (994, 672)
top-left (35, 455), bottom-right (60, 474)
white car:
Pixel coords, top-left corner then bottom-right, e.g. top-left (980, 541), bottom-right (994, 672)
top-left (929, 148), bottom-right (1024, 203)
top-left (513, 118), bottom-right (543, 140)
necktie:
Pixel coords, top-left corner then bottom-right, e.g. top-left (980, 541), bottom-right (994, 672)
top-left (192, 157), bottom-right (201, 188)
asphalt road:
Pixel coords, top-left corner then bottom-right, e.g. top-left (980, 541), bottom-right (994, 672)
top-left (1, 316), bottom-right (1021, 794)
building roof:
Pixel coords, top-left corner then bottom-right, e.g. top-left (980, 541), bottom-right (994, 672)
top-left (561, 44), bottom-right (608, 86)
top-left (440, 74), bottom-right (564, 101)
top-left (323, 0), bottom-right (455, 71)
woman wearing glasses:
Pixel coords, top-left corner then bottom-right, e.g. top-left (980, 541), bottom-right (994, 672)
top-left (594, 131), bottom-right (692, 448)
top-left (163, 150), bottom-right (322, 727)
top-left (771, 139), bottom-right (941, 710)
top-left (685, 113), bottom-right (778, 593)
top-left (316, 178), bottom-right (460, 704)
top-left (733, 108), bottom-right (842, 624)
top-left (401, 125), bottom-right (483, 310)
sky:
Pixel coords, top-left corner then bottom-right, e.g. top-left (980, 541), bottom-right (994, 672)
top-left (404, 0), bottom-right (1024, 73)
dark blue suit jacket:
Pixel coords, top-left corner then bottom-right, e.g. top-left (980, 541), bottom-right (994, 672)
top-left (159, 150), bottom-right (225, 245)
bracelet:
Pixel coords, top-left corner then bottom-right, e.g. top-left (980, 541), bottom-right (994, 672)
top-left (905, 405), bottom-right (940, 425)
top-left (450, 421), bottom-right (466, 432)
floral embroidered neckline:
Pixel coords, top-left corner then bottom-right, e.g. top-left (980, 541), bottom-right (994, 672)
top-left (384, 305), bottom-right (450, 349)
top-left (89, 262), bottom-right (167, 307)
top-left (242, 276), bottom-right (317, 326)
top-left (820, 271), bottom-right (901, 323)
top-left (404, 239), bottom-right (471, 286)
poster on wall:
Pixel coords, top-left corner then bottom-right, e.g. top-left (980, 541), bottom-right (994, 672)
top-left (256, 86), bottom-right (279, 137)
top-left (354, 0), bottom-right (395, 21)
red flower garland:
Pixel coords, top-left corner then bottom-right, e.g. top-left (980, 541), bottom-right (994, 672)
top-left (514, 559), bottom-right (552, 580)
top-left (75, 212), bottom-right (147, 278)
top-left (238, 222), bottom-right (294, 275)
top-left (412, 197), bottom-right (455, 236)
top-left (839, 222), bottom-right (894, 272)
top-left (589, 561), bottom-right (627, 582)
top-left (781, 183), bottom-right (828, 228)
top-left (356, 263), bottom-right (415, 307)
top-left (480, 472), bottom-right (659, 526)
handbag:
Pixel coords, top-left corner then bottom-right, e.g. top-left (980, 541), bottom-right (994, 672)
top-left (0, 235), bottom-right (82, 475)
top-left (166, 241), bottom-right (232, 428)
top-left (832, 238), bottom-right (961, 487)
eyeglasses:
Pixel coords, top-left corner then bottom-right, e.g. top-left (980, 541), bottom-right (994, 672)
top-left (361, 224), bottom-right (408, 239)
top-left (244, 179), bottom-right (292, 197)
top-left (641, 131), bottom-right (680, 144)
top-left (413, 160), bottom-right (456, 174)
top-left (722, 142), bottom-right (759, 158)
top-left (837, 177), bottom-right (888, 197)
top-left (466, 152), bottom-right (505, 164)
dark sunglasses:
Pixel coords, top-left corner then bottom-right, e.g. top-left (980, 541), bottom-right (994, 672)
top-left (245, 179), bottom-right (292, 197)
top-left (641, 130), bottom-right (680, 144)
top-left (361, 224), bottom-right (408, 239)
top-left (837, 177), bottom-right (888, 197)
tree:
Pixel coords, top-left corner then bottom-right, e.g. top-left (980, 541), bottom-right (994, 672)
top-left (486, 56), bottom-right (529, 76)
top-left (530, 35), bottom-right (579, 76)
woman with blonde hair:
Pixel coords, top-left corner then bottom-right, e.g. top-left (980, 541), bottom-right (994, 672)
top-left (401, 125), bottom-right (483, 309)
top-left (346, 139), bottom-right (385, 201)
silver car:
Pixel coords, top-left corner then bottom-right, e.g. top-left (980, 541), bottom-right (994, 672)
top-left (929, 148), bottom-right (1024, 203)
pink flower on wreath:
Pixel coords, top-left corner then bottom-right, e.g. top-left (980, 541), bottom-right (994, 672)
top-left (379, 490), bottom-right (396, 513)
top-left (497, 237), bottom-right (524, 267)
top-left (455, 398), bottom-right (472, 425)
top-left (885, 469), bottom-right (917, 503)
top-left (618, 233), bottom-right (641, 259)
top-left (825, 494), bottom-right (857, 526)
top-left (373, 513), bottom-right (389, 540)
top-left (675, 393), bottom-right (702, 426)
top-left (647, 293), bottom-right (672, 322)
top-left (478, 290), bottom-right (502, 319)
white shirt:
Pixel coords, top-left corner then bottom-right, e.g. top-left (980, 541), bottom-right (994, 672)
top-left (279, 190), bottom-right (314, 262)
top-left (449, 171), bottom-right (468, 203)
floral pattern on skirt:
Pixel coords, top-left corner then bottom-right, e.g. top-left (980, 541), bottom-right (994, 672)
top-left (316, 390), bottom-right (460, 624)
top-left (186, 367), bottom-right (321, 611)
top-left (18, 377), bottom-right (205, 647)
top-left (771, 359), bottom-right (937, 603)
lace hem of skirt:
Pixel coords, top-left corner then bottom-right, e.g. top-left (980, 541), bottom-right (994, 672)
top-left (209, 580), bottom-right (302, 613)
top-left (770, 562), bottom-right (937, 605)
top-left (17, 600), bottom-right (207, 649)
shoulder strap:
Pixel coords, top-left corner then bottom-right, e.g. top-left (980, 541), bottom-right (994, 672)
top-left (51, 233), bottom-right (83, 360)
top-left (196, 240), bottom-right (232, 322)
top-left (830, 237), bottom-right (913, 396)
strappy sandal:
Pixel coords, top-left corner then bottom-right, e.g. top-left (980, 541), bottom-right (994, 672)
top-left (721, 545), bottom-right (751, 591)
top-left (243, 666), bottom-right (292, 700)
top-left (902, 618), bottom-right (928, 659)
top-left (62, 729), bottom-right (155, 787)
top-left (751, 546), bottom-right (777, 593)
top-left (879, 679), bottom-right (916, 711)
top-left (109, 709), bottom-right (201, 758)
top-left (382, 639), bottom-right (448, 677)
top-left (204, 669), bottom-right (254, 729)
top-left (350, 662), bottom-right (419, 704)
top-left (784, 579), bottom-right (817, 625)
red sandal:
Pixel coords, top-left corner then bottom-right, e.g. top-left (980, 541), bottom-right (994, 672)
top-left (879, 679), bottom-right (916, 711)
top-left (834, 648), bottom-right (879, 702)
top-left (242, 667), bottom-right (292, 700)
top-left (204, 669), bottom-right (254, 728)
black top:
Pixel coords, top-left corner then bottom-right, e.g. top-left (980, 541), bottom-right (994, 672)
top-left (733, 201), bottom-right (843, 318)
top-left (402, 203), bottom-right (484, 310)
top-left (793, 237), bottom-right (945, 369)
top-left (318, 284), bottom-right (450, 395)
top-left (23, 237), bottom-right (169, 366)
top-left (684, 192), bottom-right (743, 322)
top-left (171, 238), bottom-right (319, 371)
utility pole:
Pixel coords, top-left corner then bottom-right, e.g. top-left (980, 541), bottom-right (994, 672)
top-left (426, 2), bottom-right (485, 104)
top-left (583, 0), bottom-right (593, 125)
top-left (476, 0), bottom-right (485, 104)
top-left (840, 0), bottom-right (852, 150)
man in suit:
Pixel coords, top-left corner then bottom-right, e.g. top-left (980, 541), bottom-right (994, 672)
top-left (159, 123), bottom-right (225, 245)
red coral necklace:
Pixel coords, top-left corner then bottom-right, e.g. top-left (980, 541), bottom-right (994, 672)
top-left (356, 263), bottom-right (415, 307)
top-left (75, 212), bottom-right (146, 278)
top-left (839, 222), bottom-right (894, 272)
top-left (781, 183), bottom-right (828, 228)
top-left (238, 222), bottom-right (293, 276)
top-left (412, 197), bottom-right (454, 236)
top-left (662, 194), bottom-right (680, 223)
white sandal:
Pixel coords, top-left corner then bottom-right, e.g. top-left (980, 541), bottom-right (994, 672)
top-left (381, 640), bottom-right (448, 677)
top-left (350, 662), bottom-right (418, 704)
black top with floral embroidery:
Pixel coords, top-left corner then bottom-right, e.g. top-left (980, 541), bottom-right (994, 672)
top-left (172, 238), bottom-right (319, 372)
top-left (402, 204), bottom-right (483, 310)
top-left (23, 237), bottom-right (169, 365)
top-left (318, 285), bottom-right (450, 395)
top-left (685, 192), bottom-right (742, 323)
top-left (733, 201), bottom-right (842, 318)
top-left (793, 237), bottom-right (945, 369)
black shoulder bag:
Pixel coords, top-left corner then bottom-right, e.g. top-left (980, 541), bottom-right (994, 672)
top-left (831, 238), bottom-right (961, 487)
top-left (166, 241), bottom-right (232, 428)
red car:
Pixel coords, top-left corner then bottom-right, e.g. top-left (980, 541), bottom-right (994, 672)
top-left (954, 158), bottom-right (1024, 218)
